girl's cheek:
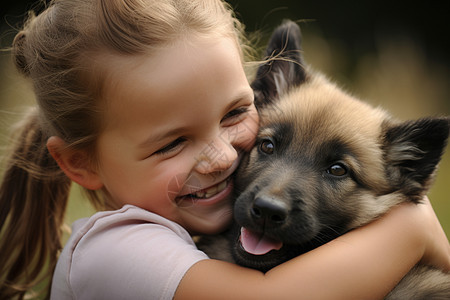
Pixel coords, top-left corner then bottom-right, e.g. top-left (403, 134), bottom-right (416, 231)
top-left (166, 172), bottom-right (188, 201)
top-left (240, 111), bottom-right (259, 151)
top-left (231, 128), bottom-right (256, 152)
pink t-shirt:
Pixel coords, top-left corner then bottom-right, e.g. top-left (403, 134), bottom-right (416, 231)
top-left (51, 205), bottom-right (208, 300)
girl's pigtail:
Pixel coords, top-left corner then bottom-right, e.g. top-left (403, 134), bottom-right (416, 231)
top-left (0, 110), bottom-right (71, 297)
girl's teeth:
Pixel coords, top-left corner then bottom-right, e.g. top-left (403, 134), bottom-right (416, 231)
top-left (193, 180), bottom-right (227, 199)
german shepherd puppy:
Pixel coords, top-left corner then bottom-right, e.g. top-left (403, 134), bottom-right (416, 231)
top-left (198, 21), bottom-right (450, 299)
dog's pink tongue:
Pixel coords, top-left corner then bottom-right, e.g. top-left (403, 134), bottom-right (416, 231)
top-left (240, 227), bottom-right (283, 255)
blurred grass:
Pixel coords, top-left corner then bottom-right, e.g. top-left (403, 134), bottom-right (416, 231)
top-left (1, 26), bottom-right (449, 238)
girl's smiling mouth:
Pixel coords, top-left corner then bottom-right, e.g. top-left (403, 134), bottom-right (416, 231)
top-left (172, 152), bottom-right (242, 205)
top-left (176, 177), bottom-right (233, 206)
top-left (190, 178), bottom-right (230, 199)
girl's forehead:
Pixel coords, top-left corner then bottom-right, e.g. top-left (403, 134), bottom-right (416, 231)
top-left (95, 35), bottom-right (249, 130)
top-left (96, 34), bottom-right (242, 89)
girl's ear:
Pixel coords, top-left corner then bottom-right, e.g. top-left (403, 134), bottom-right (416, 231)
top-left (47, 136), bottom-right (103, 190)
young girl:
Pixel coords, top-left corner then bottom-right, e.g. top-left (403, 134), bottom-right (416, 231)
top-left (1, 0), bottom-right (449, 299)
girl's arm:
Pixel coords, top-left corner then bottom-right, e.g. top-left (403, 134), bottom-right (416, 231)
top-left (175, 198), bottom-right (450, 300)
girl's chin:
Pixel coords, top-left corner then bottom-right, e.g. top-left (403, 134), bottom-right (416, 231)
top-left (183, 204), bottom-right (233, 235)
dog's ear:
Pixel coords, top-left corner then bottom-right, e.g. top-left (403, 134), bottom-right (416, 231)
top-left (383, 117), bottom-right (450, 201)
top-left (251, 20), bottom-right (306, 108)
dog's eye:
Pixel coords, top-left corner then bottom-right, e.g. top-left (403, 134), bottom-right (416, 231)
top-left (259, 139), bottom-right (274, 155)
top-left (326, 163), bottom-right (347, 176)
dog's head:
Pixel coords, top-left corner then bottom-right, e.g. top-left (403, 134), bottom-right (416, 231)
top-left (231, 21), bottom-right (450, 272)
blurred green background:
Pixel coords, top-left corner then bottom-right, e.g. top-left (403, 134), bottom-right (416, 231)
top-left (1, 0), bottom-right (449, 240)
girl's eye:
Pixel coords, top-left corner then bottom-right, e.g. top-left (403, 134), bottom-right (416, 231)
top-left (259, 139), bottom-right (274, 155)
top-left (326, 163), bottom-right (348, 177)
top-left (221, 106), bottom-right (249, 125)
top-left (153, 137), bottom-right (186, 156)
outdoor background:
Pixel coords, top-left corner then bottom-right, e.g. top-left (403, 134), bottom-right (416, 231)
top-left (1, 0), bottom-right (449, 239)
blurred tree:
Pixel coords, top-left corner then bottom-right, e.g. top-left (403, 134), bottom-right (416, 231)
top-left (2, 0), bottom-right (449, 68)
top-left (225, 0), bottom-right (450, 76)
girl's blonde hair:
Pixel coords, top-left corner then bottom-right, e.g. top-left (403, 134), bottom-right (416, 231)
top-left (0, 0), bottom-right (250, 298)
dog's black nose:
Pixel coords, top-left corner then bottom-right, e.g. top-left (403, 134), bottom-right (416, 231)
top-left (251, 196), bottom-right (288, 226)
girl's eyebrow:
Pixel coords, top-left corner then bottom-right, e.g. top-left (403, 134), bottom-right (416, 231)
top-left (224, 89), bottom-right (254, 110)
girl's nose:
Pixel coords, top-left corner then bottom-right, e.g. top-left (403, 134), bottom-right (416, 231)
top-left (195, 135), bottom-right (238, 174)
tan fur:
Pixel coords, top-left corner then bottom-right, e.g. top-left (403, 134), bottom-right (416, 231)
top-left (253, 70), bottom-right (407, 228)
top-left (272, 71), bottom-right (389, 187)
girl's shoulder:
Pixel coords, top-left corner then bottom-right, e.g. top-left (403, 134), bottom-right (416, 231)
top-left (51, 205), bottom-right (208, 300)
top-left (71, 204), bottom-right (193, 242)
